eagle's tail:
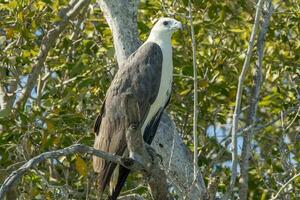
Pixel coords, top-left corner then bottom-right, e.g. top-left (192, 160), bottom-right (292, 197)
top-left (95, 161), bottom-right (130, 200)
top-left (109, 166), bottom-right (130, 200)
top-left (96, 162), bottom-right (117, 199)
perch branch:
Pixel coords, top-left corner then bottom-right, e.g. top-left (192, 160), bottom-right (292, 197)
top-left (0, 144), bottom-right (149, 199)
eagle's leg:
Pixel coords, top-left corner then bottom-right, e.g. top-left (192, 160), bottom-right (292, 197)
top-left (145, 144), bottom-right (163, 163)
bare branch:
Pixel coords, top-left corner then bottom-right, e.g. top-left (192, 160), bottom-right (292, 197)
top-left (188, 0), bottom-right (199, 182)
top-left (0, 141), bottom-right (171, 200)
top-left (225, 0), bottom-right (265, 198)
top-left (271, 172), bottom-right (300, 200)
top-left (0, 144), bottom-right (126, 199)
top-left (239, 1), bottom-right (273, 199)
top-left (0, 83), bottom-right (7, 110)
top-left (238, 104), bottom-right (300, 135)
top-left (285, 106), bottom-right (300, 131)
top-left (0, 113), bottom-right (173, 200)
top-left (14, 0), bottom-right (91, 110)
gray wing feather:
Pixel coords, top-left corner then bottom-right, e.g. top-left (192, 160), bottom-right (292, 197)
top-left (93, 42), bottom-right (163, 197)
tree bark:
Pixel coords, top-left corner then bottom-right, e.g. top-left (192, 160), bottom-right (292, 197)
top-left (98, 0), bottom-right (207, 199)
top-left (98, 0), bottom-right (141, 66)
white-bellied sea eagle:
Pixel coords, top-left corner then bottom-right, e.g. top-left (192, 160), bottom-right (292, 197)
top-left (93, 17), bottom-right (182, 200)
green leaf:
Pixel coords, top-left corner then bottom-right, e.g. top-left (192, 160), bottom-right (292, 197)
top-left (229, 28), bottom-right (244, 33)
top-left (75, 156), bottom-right (87, 176)
top-left (0, 109), bottom-right (10, 118)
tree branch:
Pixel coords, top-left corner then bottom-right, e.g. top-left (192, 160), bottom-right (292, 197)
top-left (271, 172), bottom-right (300, 200)
top-left (225, 0), bottom-right (265, 198)
top-left (188, 0), bottom-right (199, 182)
top-left (118, 194), bottom-right (145, 200)
top-left (0, 143), bottom-right (165, 200)
top-left (237, 104), bottom-right (299, 136)
top-left (239, 1), bottom-right (273, 199)
top-left (0, 144), bottom-right (117, 199)
top-left (97, 0), bottom-right (141, 66)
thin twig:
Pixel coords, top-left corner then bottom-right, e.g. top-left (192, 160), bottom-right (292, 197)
top-left (188, 0), bottom-right (199, 182)
top-left (225, 0), bottom-right (265, 198)
top-left (285, 106), bottom-right (300, 131)
top-left (238, 104), bottom-right (300, 135)
top-left (271, 172), bottom-right (300, 200)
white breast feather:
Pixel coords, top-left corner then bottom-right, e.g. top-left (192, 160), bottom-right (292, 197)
top-left (141, 37), bottom-right (173, 134)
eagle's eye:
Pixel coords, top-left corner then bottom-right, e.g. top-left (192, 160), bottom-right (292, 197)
top-left (163, 21), bottom-right (169, 26)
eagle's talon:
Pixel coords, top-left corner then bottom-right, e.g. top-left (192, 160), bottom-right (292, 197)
top-left (130, 122), bottom-right (139, 130)
top-left (122, 157), bottom-right (135, 167)
top-left (145, 145), bottom-right (156, 160)
top-left (145, 145), bottom-right (163, 163)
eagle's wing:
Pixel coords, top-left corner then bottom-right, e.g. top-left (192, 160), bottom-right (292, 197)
top-left (93, 42), bottom-right (163, 198)
top-left (110, 95), bottom-right (171, 200)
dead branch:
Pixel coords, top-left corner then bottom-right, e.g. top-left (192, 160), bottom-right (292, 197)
top-left (225, 0), bottom-right (265, 198)
top-left (271, 172), bottom-right (300, 200)
top-left (239, 1), bottom-right (274, 199)
top-left (188, 0), bottom-right (200, 183)
top-left (0, 143), bottom-right (160, 199)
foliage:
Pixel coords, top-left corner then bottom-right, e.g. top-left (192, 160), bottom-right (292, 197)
top-left (0, 0), bottom-right (299, 199)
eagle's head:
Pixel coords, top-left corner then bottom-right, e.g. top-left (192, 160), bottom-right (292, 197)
top-left (149, 17), bottom-right (182, 39)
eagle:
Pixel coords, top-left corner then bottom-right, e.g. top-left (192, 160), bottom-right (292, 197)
top-left (93, 17), bottom-right (182, 200)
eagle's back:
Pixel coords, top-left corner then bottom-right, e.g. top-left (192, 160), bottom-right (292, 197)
top-left (93, 42), bottom-right (163, 198)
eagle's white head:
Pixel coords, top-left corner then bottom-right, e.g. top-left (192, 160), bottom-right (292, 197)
top-left (147, 17), bottom-right (182, 42)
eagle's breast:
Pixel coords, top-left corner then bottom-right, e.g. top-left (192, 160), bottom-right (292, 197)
top-left (141, 40), bottom-right (173, 133)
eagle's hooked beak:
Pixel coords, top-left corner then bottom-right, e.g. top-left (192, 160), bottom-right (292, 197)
top-left (171, 20), bottom-right (183, 31)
